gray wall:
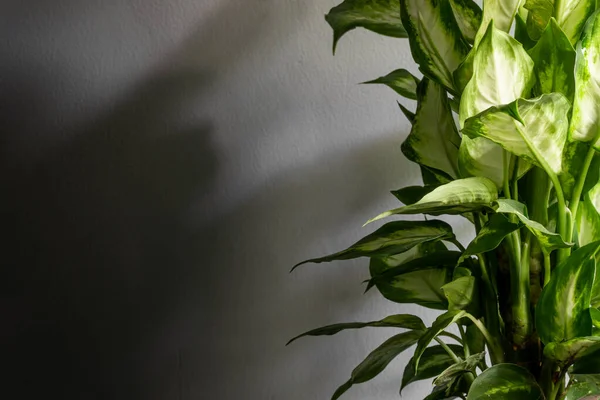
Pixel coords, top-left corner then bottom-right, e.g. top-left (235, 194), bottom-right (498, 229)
top-left (1, 1), bottom-right (469, 399)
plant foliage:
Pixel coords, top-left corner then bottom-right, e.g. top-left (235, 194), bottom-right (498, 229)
top-left (290, 1), bottom-right (600, 399)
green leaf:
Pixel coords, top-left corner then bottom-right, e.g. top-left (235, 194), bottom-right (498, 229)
top-left (570, 10), bottom-right (600, 149)
top-left (401, 344), bottom-right (464, 393)
top-left (544, 337), bottom-right (600, 368)
top-left (495, 199), bottom-right (571, 253)
top-left (413, 311), bottom-right (467, 370)
top-left (536, 241), bottom-right (600, 344)
top-left (331, 330), bottom-right (422, 400)
top-left (400, 0), bottom-right (469, 93)
top-left (401, 79), bottom-right (461, 179)
top-left (527, 18), bottom-right (576, 102)
top-left (576, 182), bottom-right (600, 247)
top-left (515, 12), bottom-right (537, 50)
top-left (449, 0), bottom-right (482, 44)
top-left (363, 69), bottom-right (420, 100)
top-left (398, 101), bottom-right (416, 124)
top-left (524, 0), bottom-right (554, 40)
top-left (367, 177), bottom-right (498, 224)
top-left (466, 364), bottom-right (544, 400)
top-left (287, 314), bottom-right (426, 345)
top-left (555, 0), bottom-right (597, 45)
top-left (325, 0), bottom-right (408, 53)
top-left (460, 213), bottom-right (522, 262)
top-left (463, 93), bottom-right (570, 178)
top-left (369, 255), bottom-right (454, 310)
top-left (441, 276), bottom-right (478, 312)
top-left (573, 344), bottom-right (600, 374)
top-left (465, 323), bottom-right (486, 355)
top-left (391, 185), bottom-right (439, 205)
top-left (292, 220), bottom-right (455, 270)
top-left (565, 381), bottom-right (600, 400)
top-left (591, 308), bottom-right (600, 329)
top-left (458, 22), bottom-right (535, 188)
top-left (433, 352), bottom-right (486, 387)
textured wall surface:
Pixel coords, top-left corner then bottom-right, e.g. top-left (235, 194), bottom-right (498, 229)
top-left (1, 1), bottom-right (469, 399)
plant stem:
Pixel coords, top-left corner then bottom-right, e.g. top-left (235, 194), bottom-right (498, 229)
top-left (465, 313), bottom-right (504, 364)
top-left (458, 324), bottom-right (470, 358)
top-left (434, 337), bottom-right (461, 363)
top-left (450, 238), bottom-right (466, 252)
top-left (568, 145), bottom-right (596, 243)
top-left (543, 252), bottom-right (551, 287)
top-left (440, 331), bottom-right (463, 344)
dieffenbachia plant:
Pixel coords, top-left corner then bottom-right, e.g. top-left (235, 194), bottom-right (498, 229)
top-left (289, 1), bottom-right (600, 399)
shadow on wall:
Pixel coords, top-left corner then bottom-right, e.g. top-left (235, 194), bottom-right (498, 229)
top-left (0, 1), bottom-right (411, 399)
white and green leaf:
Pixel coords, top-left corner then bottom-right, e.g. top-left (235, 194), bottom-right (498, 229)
top-left (401, 79), bottom-right (461, 179)
top-left (331, 330), bottom-right (423, 400)
top-left (576, 181), bottom-right (600, 247)
top-left (466, 364), bottom-right (544, 399)
top-left (527, 18), bottom-right (576, 101)
top-left (460, 214), bottom-right (522, 262)
top-left (367, 177), bottom-right (498, 224)
top-left (286, 314), bottom-right (426, 345)
top-left (536, 241), bottom-right (600, 344)
top-left (458, 22), bottom-right (534, 187)
top-left (325, 0), bottom-right (408, 53)
top-left (449, 0), bottom-right (483, 44)
top-left (555, 0), bottom-right (597, 44)
top-left (570, 10), bottom-right (600, 149)
top-left (293, 220), bottom-right (455, 270)
top-left (462, 93), bottom-right (571, 177)
top-left (544, 337), bottom-right (600, 368)
top-left (363, 69), bottom-right (420, 100)
top-left (400, 0), bottom-right (469, 93)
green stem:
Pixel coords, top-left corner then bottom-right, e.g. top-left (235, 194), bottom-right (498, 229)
top-left (434, 337), bottom-right (461, 363)
top-left (503, 152), bottom-right (513, 200)
top-left (465, 313), bottom-right (504, 364)
top-left (440, 331), bottom-right (463, 344)
top-left (450, 238), bottom-right (466, 252)
top-left (543, 252), bottom-right (551, 287)
top-left (568, 145), bottom-right (596, 244)
top-left (458, 324), bottom-right (470, 358)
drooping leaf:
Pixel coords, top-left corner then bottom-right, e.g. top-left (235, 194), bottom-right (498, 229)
top-left (363, 69), bottom-right (420, 100)
top-left (495, 199), bottom-right (571, 253)
top-left (369, 255), bottom-right (454, 310)
top-left (366, 251), bottom-right (462, 292)
top-left (570, 10), bottom-right (600, 149)
top-left (536, 241), bottom-right (600, 344)
top-left (544, 337), bottom-right (600, 368)
top-left (367, 177), bottom-right (498, 224)
top-left (433, 352), bottom-right (486, 387)
top-left (401, 79), bottom-right (461, 179)
top-left (413, 311), bottom-right (467, 370)
top-left (400, 0), bottom-right (469, 93)
top-left (401, 344), bottom-right (464, 393)
top-left (441, 276), bottom-right (478, 312)
top-left (458, 22), bottom-right (535, 188)
top-left (449, 0), bottom-right (482, 44)
top-left (293, 220), bottom-right (455, 270)
top-left (325, 0), bottom-right (408, 53)
top-left (573, 344), bottom-right (600, 374)
top-left (463, 93), bottom-right (570, 179)
top-left (331, 330), bottom-right (422, 400)
top-left (527, 18), bottom-right (576, 101)
top-left (287, 314), bottom-right (425, 345)
top-left (466, 364), bottom-right (544, 400)
top-left (391, 185), bottom-right (439, 205)
top-left (460, 213), bottom-right (522, 262)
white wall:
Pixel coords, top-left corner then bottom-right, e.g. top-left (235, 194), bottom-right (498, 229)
top-left (1, 0), bottom-right (470, 399)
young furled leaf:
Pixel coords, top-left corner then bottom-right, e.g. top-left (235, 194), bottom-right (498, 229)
top-left (325, 0), bottom-right (408, 53)
top-left (366, 177), bottom-right (498, 224)
top-left (401, 344), bottom-right (464, 393)
top-left (292, 220), bottom-right (455, 270)
top-left (331, 330), bottom-right (422, 400)
top-left (527, 18), bottom-right (576, 102)
top-left (458, 22), bottom-right (534, 187)
top-left (363, 69), bottom-right (420, 100)
top-left (462, 93), bottom-right (571, 178)
top-left (449, 0), bottom-right (483, 44)
top-left (286, 314), bottom-right (426, 345)
top-left (570, 10), bottom-right (600, 149)
top-left (401, 79), bottom-right (461, 179)
top-left (536, 242), bottom-right (600, 345)
top-left (466, 364), bottom-right (544, 400)
top-left (400, 0), bottom-right (469, 94)
top-left (433, 352), bottom-right (486, 387)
